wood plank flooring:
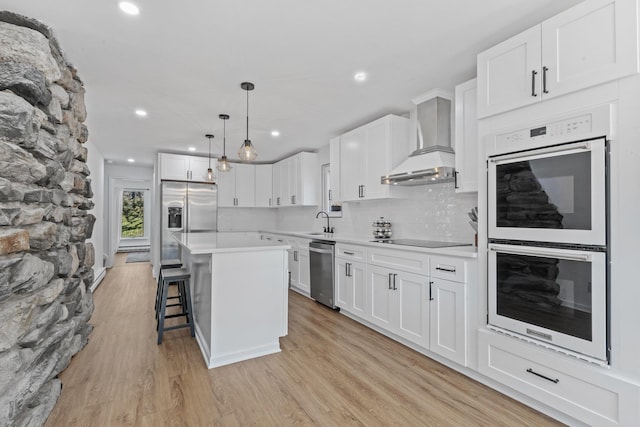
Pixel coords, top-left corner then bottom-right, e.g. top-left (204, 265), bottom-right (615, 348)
top-left (45, 254), bottom-right (563, 426)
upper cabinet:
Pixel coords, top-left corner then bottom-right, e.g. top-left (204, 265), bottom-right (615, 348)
top-left (454, 78), bottom-right (478, 193)
top-left (217, 163), bottom-right (255, 207)
top-left (159, 153), bottom-right (216, 182)
top-left (339, 114), bottom-right (409, 202)
top-left (328, 137), bottom-right (341, 210)
top-left (477, 0), bottom-right (639, 118)
top-left (254, 164), bottom-right (273, 207)
top-left (273, 152), bottom-right (318, 207)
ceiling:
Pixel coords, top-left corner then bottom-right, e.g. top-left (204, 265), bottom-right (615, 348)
top-left (2, 0), bottom-right (583, 166)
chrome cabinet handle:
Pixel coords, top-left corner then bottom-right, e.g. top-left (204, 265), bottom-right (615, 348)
top-left (435, 266), bottom-right (456, 273)
top-left (388, 273), bottom-right (392, 290)
top-left (454, 171), bottom-right (459, 189)
top-left (328, 190), bottom-right (332, 201)
top-left (531, 70), bottom-right (538, 97)
top-left (293, 250), bottom-right (298, 261)
top-left (542, 66), bottom-right (549, 94)
top-left (392, 273), bottom-right (397, 290)
top-left (269, 198), bottom-right (272, 206)
top-left (277, 197), bottom-right (280, 206)
top-left (526, 368), bottom-right (559, 384)
top-left (429, 281), bottom-right (434, 301)
top-left (343, 251), bottom-right (354, 256)
top-left (346, 262), bottom-right (351, 277)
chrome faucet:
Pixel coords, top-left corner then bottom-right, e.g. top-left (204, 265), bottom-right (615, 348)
top-left (315, 211), bottom-right (334, 233)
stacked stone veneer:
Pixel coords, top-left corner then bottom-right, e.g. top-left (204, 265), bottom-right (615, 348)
top-left (0, 11), bottom-right (95, 426)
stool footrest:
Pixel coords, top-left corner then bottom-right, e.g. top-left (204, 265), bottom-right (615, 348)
top-left (163, 323), bottom-right (192, 332)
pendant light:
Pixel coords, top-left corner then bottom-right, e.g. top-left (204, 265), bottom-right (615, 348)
top-left (204, 134), bottom-right (215, 181)
top-left (238, 81), bottom-right (258, 161)
top-left (217, 114), bottom-right (232, 172)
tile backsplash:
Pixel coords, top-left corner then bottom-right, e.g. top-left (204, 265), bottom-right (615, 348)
top-left (275, 182), bottom-right (478, 244)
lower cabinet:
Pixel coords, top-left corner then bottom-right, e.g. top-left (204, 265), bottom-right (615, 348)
top-left (367, 265), bottom-right (429, 348)
top-left (284, 237), bottom-right (310, 295)
top-left (429, 278), bottom-right (467, 366)
top-left (335, 257), bottom-right (366, 318)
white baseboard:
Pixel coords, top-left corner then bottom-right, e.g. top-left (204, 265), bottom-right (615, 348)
top-left (90, 267), bottom-right (107, 293)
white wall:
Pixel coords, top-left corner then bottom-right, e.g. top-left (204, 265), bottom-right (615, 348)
top-left (218, 207), bottom-right (277, 231)
top-left (85, 140), bottom-right (105, 290)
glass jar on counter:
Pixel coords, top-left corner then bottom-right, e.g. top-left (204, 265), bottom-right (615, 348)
top-left (372, 217), bottom-right (392, 239)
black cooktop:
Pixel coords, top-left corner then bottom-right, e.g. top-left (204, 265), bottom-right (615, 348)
top-left (371, 239), bottom-right (472, 248)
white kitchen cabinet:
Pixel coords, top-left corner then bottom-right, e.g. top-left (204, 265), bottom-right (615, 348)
top-left (454, 78), bottom-right (478, 193)
top-left (159, 153), bottom-right (217, 182)
top-left (477, 0), bottom-right (639, 118)
top-left (429, 277), bottom-right (467, 366)
top-left (367, 264), bottom-right (429, 347)
top-left (329, 137), bottom-right (341, 209)
top-left (254, 164), bottom-right (273, 207)
top-left (339, 115), bottom-right (409, 202)
top-left (217, 163), bottom-right (255, 207)
top-left (335, 257), bottom-right (366, 318)
top-left (273, 152), bottom-right (318, 207)
top-left (284, 237), bottom-right (311, 295)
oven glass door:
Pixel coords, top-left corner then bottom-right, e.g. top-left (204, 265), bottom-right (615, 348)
top-left (488, 137), bottom-right (606, 246)
top-left (488, 243), bottom-right (607, 361)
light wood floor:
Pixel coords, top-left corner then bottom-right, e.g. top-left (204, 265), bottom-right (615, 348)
top-left (45, 254), bottom-right (563, 426)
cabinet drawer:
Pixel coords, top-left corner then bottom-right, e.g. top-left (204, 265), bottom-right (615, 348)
top-left (336, 244), bottom-right (366, 261)
top-left (368, 248), bottom-right (429, 276)
top-left (430, 256), bottom-right (466, 283)
top-left (479, 330), bottom-right (639, 426)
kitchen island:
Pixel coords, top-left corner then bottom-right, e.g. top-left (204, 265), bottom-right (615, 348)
top-left (173, 232), bottom-right (290, 368)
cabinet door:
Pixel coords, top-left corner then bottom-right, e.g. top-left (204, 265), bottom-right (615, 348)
top-left (297, 247), bottom-right (310, 294)
top-left (329, 137), bottom-right (341, 207)
top-left (160, 154), bottom-right (190, 181)
top-left (477, 25), bottom-right (542, 118)
top-left (279, 159), bottom-right (291, 206)
top-left (234, 163), bottom-right (255, 207)
top-left (216, 167), bottom-right (236, 207)
top-left (363, 118), bottom-right (391, 200)
top-left (288, 155), bottom-right (300, 205)
top-left (339, 127), bottom-right (366, 201)
top-left (255, 164), bottom-right (273, 207)
top-left (541, 0), bottom-right (639, 99)
top-left (396, 271), bottom-right (429, 347)
top-left (272, 162), bottom-right (282, 206)
top-left (335, 258), bottom-right (351, 309)
top-left (454, 78), bottom-right (478, 193)
top-left (350, 261), bottom-right (367, 318)
top-left (429, 278), bottom-right (467, 366)
top-left (367, 265), bottom-right (395, 330)
top-left (188, 156), bottom-right (213, 182)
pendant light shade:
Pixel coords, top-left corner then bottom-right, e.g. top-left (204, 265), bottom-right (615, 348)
top-left (238, 82), bottom-right (258, 161)
top-left (204, 134), bottom-right (215, 181)
top-left (217, 114), bottom-right (232, 172)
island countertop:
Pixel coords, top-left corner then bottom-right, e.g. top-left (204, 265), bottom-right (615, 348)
top-left (173, 231), bottom-right (291, 254)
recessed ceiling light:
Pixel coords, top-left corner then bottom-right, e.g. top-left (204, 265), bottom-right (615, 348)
top-left (354, 72), bottom-right (367, 82)
top-left (127, 158), bottom-right (135, 163)
top-left (106, 159), bottom-right (113, 164)
top-left (188, 147), bottom-right (196, 152)
top-left (135, 109), bottom-right (147, 117)
top-left (118, 1), bottom-right (140, 16)
top-left (271, 130), bottom-right (280, 137)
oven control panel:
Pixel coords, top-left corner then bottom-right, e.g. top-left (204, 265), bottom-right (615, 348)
top-left (497, 114), bottom-right (593, 145)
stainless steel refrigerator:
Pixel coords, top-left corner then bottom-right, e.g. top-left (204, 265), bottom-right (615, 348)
top-left (161, 181), bottom-right (218, 260)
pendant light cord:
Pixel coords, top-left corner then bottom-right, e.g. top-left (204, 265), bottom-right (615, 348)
top-left (223, 118), bottom-right (226, 154)
top-left (245, 87), bottom-right (249, 142)
top-left (208, 136), bottom-right (212, 168)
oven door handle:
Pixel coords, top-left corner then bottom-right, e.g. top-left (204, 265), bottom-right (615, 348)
top-left (489, 244), bottom-right (591, 262)
top-left (489, 142), bottom-right (591, 164)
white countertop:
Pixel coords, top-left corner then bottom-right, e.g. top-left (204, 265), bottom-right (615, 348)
top-left (173, 231), bottom-right (291, 255)
top-left (260, 230), bottom-right (478, 259)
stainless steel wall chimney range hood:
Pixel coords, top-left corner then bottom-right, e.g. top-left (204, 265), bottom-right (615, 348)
top-left (381, 89), bottom-right (454, 186)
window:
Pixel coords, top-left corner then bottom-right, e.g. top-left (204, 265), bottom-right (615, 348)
top-left (121, 190), bottom-right (145, 238)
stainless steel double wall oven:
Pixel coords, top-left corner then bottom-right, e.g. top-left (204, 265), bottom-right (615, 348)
top-left (486, 105), bottom-right (612, 363)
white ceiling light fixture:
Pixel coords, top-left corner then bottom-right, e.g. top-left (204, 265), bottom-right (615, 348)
top-left (204, 134), bottom-right (215, 182)
top-left (118, 1), bottom-right (140, 16)
top-left (354, 71), bottom-right (367, 82)
top-left (217, 114), bottom-right (232, 173)
top-left (238, 82), bottom-right (258, 161)
top-left (271, 130), bottom-right (280, 137)
top-left (188, 146), bottom-right (196, 152)
top-left (135, 109), bottom-right (147, 117)
top-left (127, 158), bottom-right (135, 163)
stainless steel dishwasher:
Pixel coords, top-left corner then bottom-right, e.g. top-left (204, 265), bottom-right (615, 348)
top-left (309, 240), bottom-right (338, 309)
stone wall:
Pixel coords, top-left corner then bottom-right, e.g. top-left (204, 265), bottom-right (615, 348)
top-left (0, 11), bottom-right (95, 426)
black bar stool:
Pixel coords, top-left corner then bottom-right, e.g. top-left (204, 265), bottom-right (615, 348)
top-left (155, 259), bottom-right (183, 319)
top-left (157, 267), bottom-right (195, 344)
